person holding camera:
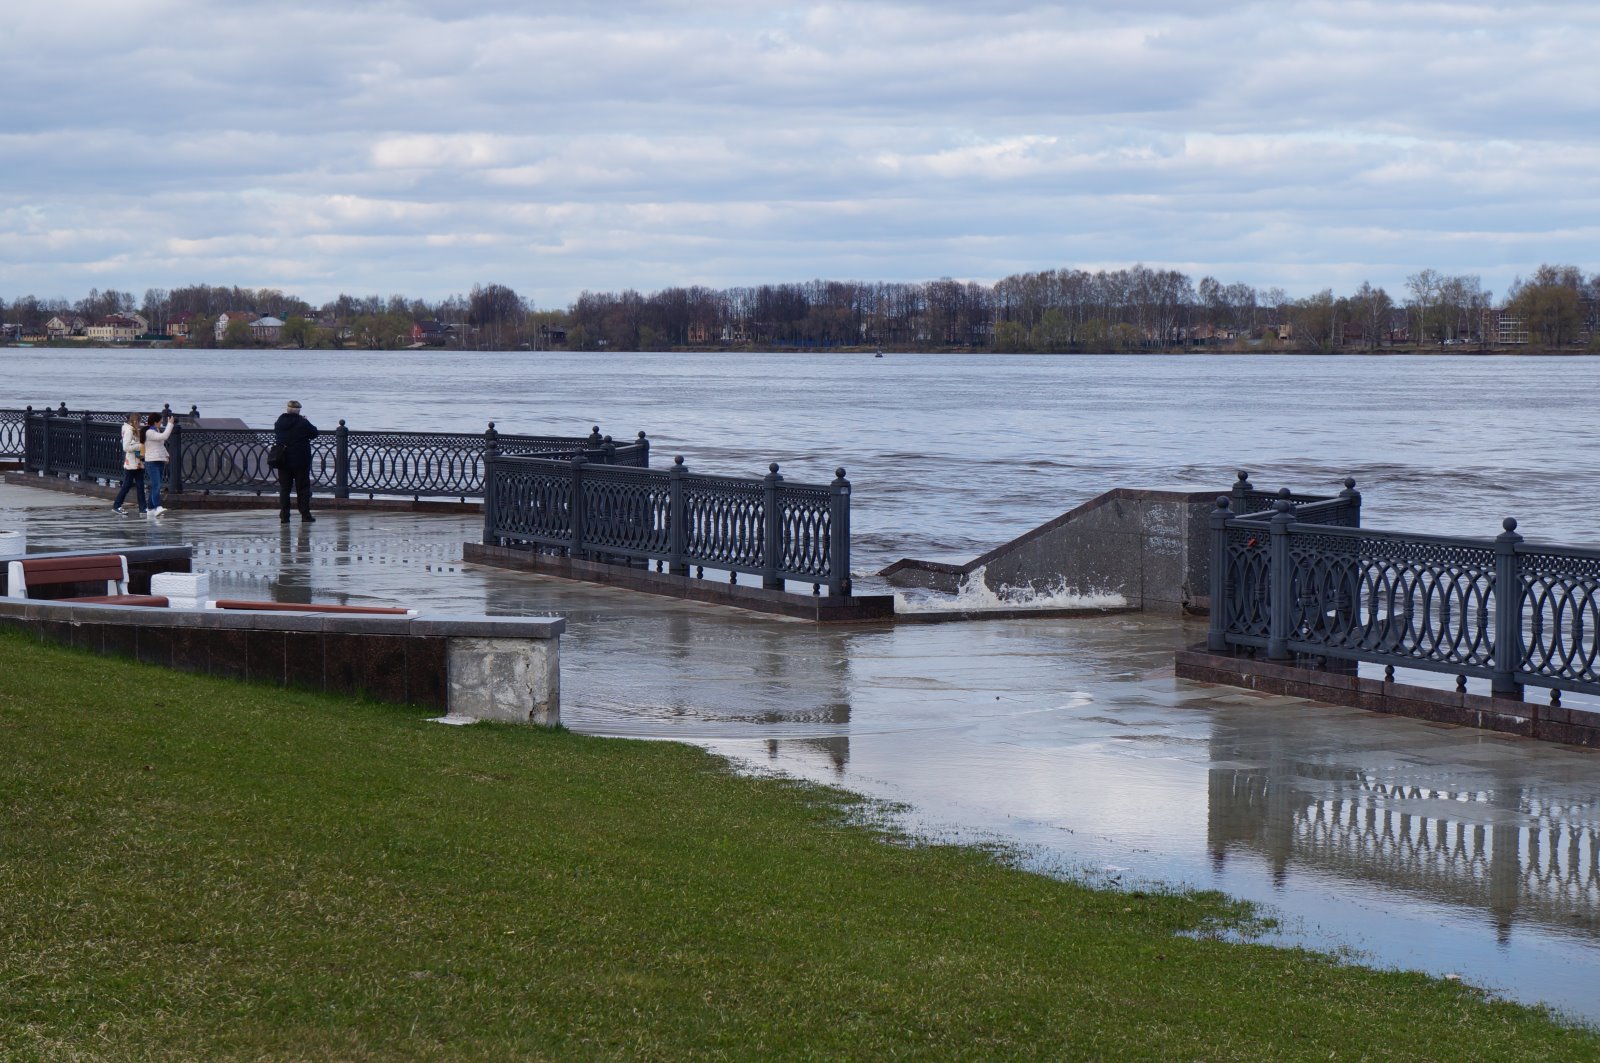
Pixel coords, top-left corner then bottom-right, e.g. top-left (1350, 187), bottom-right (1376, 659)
top-left (272, 399), bottom-right (320, 523)
top-left (142, 412), bottom-right (174, 516)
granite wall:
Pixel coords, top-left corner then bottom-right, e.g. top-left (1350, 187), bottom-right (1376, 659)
top-left (880, 488), bottom-right (1218, 613)
top-left (0, 599), bottom-right (563, 725)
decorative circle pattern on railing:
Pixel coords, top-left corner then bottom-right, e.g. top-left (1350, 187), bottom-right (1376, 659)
top-left (1520, 549), bottom-right (1600, 685)
top-left (684, 475), bottom-right (765, 571)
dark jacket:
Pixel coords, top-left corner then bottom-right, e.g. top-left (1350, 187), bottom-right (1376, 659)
top-left (273, 412), bottom-right (320, 470)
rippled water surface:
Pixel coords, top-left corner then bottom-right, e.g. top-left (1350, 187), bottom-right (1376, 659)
top-left (11, 348), bottom-right (1600, 567)
top-left (4, 349), bottom-right (1599, 1022)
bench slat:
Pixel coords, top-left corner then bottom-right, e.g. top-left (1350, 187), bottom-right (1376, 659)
top-left (64, 595), bottom-right (169, 608)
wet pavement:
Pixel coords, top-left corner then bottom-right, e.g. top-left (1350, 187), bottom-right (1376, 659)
top-left (3, 480), bottom-right (1598, 1024)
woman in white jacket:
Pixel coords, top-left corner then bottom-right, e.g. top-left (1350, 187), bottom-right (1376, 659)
top-left (111, 413), bottom-right (147, 515)
top-left (142, 412), bottom-right (175, 515)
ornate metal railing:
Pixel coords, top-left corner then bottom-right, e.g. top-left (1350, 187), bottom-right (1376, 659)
top-left (2, 404), bottom-right (151, 459)
top-left (1229, 470), bottom-right (1362, 526)
top-left (483, 453), bottom-right (853, 595)
top-left (14, 408), bottom-right (647, 500)
top-left (1209, 492), bottom-right (1600, 700)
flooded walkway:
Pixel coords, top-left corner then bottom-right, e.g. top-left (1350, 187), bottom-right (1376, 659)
top-left (4, 481), bottom-right (1597, 1024)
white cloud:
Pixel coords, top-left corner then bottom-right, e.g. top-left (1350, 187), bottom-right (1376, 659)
top-left (3, 1), bottom-right (1599, 304)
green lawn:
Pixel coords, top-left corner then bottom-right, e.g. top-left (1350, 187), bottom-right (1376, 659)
top-left (0, 629), bottom-right (1594, 1061)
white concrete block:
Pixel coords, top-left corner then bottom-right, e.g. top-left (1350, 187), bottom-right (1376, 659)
top-left (151, 571), bottom-right (210, 597)
top-left (446, 635), bottom-right (560, 726)
top-left (0, 531), bottom-right (25, 556)
top-left (151, 571), bottom-right (211, 609)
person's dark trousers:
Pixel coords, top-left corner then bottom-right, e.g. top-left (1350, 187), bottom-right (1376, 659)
top-left (277, 466), bottom-right (314, 521)
top-left (112, 468), bottom-right (146, 512)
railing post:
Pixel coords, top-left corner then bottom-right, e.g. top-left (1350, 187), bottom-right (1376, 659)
top-left (1231, 470), bottom-right (1253, 509)
top-left (39, 409), bottom-right (51, 476)
top-left (188, 404), bottom-right (200, 420)
top-left (569, 454), bottom-right (586, 559)
top-left (603, 435), bottom-right (617, 465)
top-left (79, 412), bottom-right (91, 481)
top-left (637, 430), bottom-right (650, 468)
top-left (668, 456), bottom-right (688, 576)
top-left (481, 451), bottom-right (500, 546)
top-left (335, 420), bottom-right (350, 498)
top-left (1267, 498), bottom-right (1294, 660)
top-left (1492, 517), bottom-right (1525, 700)
top-left (1208, 496), bottom-right (1231, 652)
top-left (828, 467), bottom-right (852, 597)
top-left (1339, 476), bottom-right (1362, 528)
top-left (23, 407), bottom-right (36, 473)
top-left (171, 422), bottom-right (185, 493)
top-left (762, 463), bottom-right (783, 590)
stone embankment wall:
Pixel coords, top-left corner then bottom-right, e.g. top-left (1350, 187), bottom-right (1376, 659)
top-left (880, 488), bottom-right (1217, 613)
top-left (0, 546), bottom-right (563, 724)
top-left (1176, 648), bottom-right (1600, 748)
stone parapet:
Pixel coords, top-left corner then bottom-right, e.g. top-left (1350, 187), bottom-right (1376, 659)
top-left (1175, 647), bottom-right (1600, 748)
top-left (0, 598), bottom-right (564, 726)
top-left (881, 487), bottom-right (1217, 613)
top-left (465, 542), bottom-right (894, 624)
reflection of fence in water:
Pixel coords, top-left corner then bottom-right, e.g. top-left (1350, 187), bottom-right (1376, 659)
top-left (191, 536), bottom-right (463, 571)
top-left (1209, 766), bottom-right (1600, 935)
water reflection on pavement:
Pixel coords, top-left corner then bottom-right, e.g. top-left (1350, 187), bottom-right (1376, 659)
top-left (4, 486), bottom-right (1598, 1023)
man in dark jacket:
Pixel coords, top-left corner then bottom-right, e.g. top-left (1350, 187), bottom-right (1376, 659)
top-left (273, 399), bottom-right (320, 523)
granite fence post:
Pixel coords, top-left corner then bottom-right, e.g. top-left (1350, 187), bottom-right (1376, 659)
top-left (762, 462), bottom-right (783, 590)
top-left (1493, 517), bottom-right (1526, 700)
top-left (1267, 498), bottom-right (1295, 660)
top-left (668, 455), bottom-right (687, 576)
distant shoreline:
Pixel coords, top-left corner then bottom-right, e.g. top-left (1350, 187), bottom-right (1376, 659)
top-left (4, 341), bottom-right (1597, 357)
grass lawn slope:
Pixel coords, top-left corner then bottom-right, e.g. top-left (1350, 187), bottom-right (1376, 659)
top-left (0, 630), bottom-right (1594, 1060)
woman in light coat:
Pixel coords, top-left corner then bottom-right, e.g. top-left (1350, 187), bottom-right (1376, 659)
top-left (142, 412), bottom-right (174, 515)
top-left (111, 413), bottom-right (147, 515)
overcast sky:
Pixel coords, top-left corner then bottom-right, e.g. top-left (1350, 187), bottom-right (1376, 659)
top-left (3, 0), bottom-right (1597, 308)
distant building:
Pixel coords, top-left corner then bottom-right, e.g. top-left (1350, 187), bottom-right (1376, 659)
top-left (411, 319), bottom-right (448, 346)
top-left (44, 315), bottom-right (85, 339)
top-left (1482, 308), bottom-right (1529, 345)
top-left (215, 310), bottom-right (257, 342)
top-left (250, 316), bottom-right (285, 343)
top-left (85, 314), bottom-right (142, 343)
top-left (167, 311), bottom-right (196, 340)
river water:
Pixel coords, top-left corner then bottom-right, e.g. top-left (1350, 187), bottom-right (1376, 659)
top-left (4, 349), bottom-right (1599, 1022)
top-left (11, 348), bottom-right (1599, 567)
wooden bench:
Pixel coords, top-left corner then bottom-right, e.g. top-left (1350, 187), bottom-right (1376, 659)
top-left (210, 599), bottom-right (413, 616)
top-left (6, 554), bottom-right (169, 608)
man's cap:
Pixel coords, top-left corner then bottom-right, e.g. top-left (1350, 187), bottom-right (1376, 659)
top-left (286, 400), bottom-right (302, 410)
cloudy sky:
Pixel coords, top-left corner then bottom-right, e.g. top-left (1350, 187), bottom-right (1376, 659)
top-left (3, 0), bottom-right (1597, 308)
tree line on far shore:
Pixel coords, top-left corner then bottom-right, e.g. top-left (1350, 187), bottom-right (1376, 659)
top-left (4, 265), bottom-right (1597, 352)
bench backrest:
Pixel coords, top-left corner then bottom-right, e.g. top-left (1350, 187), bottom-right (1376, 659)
top-left (7, 554), bottom-right (127, 598)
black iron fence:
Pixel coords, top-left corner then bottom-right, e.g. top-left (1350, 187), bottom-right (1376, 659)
top-left (483, 453), bottom-right (853, 596)
top-left (11, 406), bottom-right (647, 500)
top-left (1208, 488), bottom-right (1600, 701)
top-left (1, 403), bottom-right (139, 459)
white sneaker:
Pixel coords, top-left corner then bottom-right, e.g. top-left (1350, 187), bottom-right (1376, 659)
top-left (150, 506), bottom-right (166, 517)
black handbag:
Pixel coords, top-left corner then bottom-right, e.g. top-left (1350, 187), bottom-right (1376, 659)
top-left (266, 443), bottom-right (285, 469)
